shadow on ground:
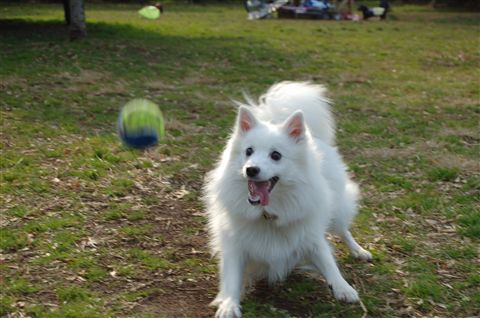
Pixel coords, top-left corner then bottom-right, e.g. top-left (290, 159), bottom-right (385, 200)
top-left (0, 18), bottom-right (291, 133)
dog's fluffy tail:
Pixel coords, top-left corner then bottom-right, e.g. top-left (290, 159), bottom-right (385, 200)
top-left (257, 81), bottom-right (336, 145)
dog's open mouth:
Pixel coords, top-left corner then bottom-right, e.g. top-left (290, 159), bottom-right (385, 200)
top-left (248, 176), bottom-right (279, 206)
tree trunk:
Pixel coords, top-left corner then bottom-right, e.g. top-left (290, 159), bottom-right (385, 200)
top-left (63, 0), bottom-right (71, 25)
top-left (69, 0), bottom-right (86, 40)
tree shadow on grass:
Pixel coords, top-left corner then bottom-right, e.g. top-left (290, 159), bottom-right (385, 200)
top-left (0, 18), bottom-right (293, 133)
top-left (0, 19), bottom-right (69, 40)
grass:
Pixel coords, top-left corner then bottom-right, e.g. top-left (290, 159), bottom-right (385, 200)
top-left (1, 2), bottom-right (479, 317)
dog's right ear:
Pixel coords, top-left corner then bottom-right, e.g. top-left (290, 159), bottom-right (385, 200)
top-left (283, 110), bottom-right (305, 143)
top-left (236, 106), bottom-right (257, 134)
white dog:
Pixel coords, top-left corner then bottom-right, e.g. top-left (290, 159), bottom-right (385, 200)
top-left (203, 82), bottom-right (372, 318)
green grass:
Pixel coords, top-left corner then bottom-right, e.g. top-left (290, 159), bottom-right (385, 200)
top-left (128, 248), bottom-right (175, 271)
top-left (428, 167), bottom-right (460, 182)
top-left (5, 277), bottom-right (39, 295)
top-left (0, 228), bottom-right (29, 251)
top-left (57, 286), bottom-right (93, 303)
top-left (1, 2), bottom-right (479, 317)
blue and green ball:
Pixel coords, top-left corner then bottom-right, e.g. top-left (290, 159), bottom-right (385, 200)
top-left (118, 99), bottom-right (165, 149)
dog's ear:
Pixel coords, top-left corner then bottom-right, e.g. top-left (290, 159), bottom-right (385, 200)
top-left (283, 111), bottom-right (305, 143)
top-left (237, 106), bottom-right (257, 134)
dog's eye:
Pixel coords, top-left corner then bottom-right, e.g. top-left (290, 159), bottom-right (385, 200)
top-left (270, 151), bottom-right (282, 161)
top-left (246, 147), bottom-right (254, 156)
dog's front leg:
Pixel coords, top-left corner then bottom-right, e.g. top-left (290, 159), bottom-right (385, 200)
top-left (211, 248), bottom-right (245, 318)
top-left (311, 238), bottom-right (360, 303)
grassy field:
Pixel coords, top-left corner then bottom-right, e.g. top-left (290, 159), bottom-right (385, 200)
top-left (0, 2), bottom-right (479, 317)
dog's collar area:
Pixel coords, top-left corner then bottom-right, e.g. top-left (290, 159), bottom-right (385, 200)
top-left (262, 210), bottom-right (278, 220)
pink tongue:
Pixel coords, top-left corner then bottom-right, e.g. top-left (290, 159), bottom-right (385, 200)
top-left (249, 181), bottom-right (269, 206)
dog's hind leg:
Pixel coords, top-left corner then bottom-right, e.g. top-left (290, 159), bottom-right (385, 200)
top-left (332, 180), bottom-right (372, 261)
top-left (339, 230), bottom-right (372, 261)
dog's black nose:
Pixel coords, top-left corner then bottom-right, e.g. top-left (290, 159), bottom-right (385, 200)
top-left (246, 166), bottom-right (260, 178)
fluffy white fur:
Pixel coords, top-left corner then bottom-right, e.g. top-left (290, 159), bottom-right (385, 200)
top-left (203, 82), bottom-right (372, 318)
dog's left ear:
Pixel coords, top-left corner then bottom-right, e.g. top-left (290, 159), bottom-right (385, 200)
top-left (283, 111), bottom-right (305, 143)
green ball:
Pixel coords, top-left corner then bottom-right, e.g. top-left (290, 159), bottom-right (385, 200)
top-left (118, 99), bottom-right (165, 149)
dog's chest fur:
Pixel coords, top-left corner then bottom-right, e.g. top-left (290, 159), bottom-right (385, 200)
top-left (242, 214), bottom-right (308, 263)
top-left (234, 216), bottom-right (317, 280)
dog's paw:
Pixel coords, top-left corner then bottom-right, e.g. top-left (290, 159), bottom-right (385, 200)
top-left (330, 282), bottom-right (359, 303)
top-left (215, 298), bottom-right (242, 318)
top-left (352, 248), bottom-right (372, 261)
top-left (209, 295), bottom-right (223, 307)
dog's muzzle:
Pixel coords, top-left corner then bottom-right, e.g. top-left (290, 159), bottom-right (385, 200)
top-left (247, 176), bottom-right (279, 206)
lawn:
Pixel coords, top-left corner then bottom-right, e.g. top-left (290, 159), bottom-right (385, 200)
top-left (0, 2), bottom-right (479, 317)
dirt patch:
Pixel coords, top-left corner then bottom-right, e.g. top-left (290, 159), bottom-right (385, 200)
top-left (133, 280), bottom-right (215, 318)
top-left (431, 153), bottom-right (479, 173)
top-left (111, 197), bottom-right (217, 317)
top-left (440, 127), bottom-right (479, 143)
top-left (338, 73), bottom-right (371, 85)
top-left (144, 80), bottom-right (178, 91)
top-left (90, 172), bottom-right (217, 317)
top-left (71, 70), bottom-right (111, 85)
top-left (360, 146), bottom-right (417, 160)
top-left (55, 70), bottom-right (130, 96)
top-left (89, 80), bottom-right (130, 97)
top-left (360, 140), bottom-right (480, 174)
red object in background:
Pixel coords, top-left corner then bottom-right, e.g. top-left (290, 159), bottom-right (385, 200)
top-left (155, 2), bottom-right (164, 13)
